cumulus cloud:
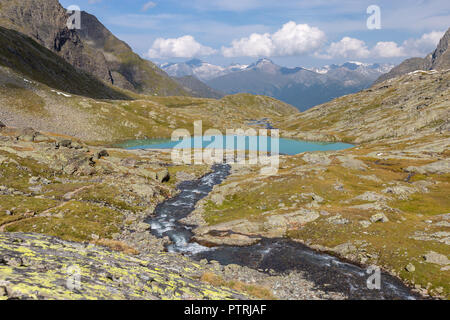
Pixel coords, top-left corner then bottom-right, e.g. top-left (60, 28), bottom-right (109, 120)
top-left (401, 31), bottom-right (445, 56)
top-left (146, 35), bottom-right (217, 58)
top-left (222, 22), bottom-right (326, 58)
top-left (372, 42), bottom-right (405, 58)
top-left (319, 31), bottom-right (445, 59)
top-left (318, 37), bottom-right (370, 59)
top-left (371, 31), bottom-right (444, 58)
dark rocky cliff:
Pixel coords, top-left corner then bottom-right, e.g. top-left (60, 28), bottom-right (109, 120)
top-left (0, 0), bottom-right (188, 96)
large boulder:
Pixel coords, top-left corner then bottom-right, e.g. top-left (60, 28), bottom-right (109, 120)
top-left (56, 139), bottom-right (72, 148)
top-left (156, 168), bottom-right (170, 183)
top-left (16, 127), bottom-right (39, 142)
top-left (423, 251), bottom-right (450, 266)
top-left (0, 120), bottom-right (5, 128)
top-left (94, 150), bottom-right (109, 159)
top-left (406, 159), bottom-right (450, 175)
top-left (62, 153), bottom-right (96, 176)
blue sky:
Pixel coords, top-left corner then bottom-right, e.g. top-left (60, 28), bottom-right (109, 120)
top-left (60, 0), bottom-right (450, 68)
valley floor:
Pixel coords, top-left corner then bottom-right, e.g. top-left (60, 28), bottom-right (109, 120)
top-left (188, 133), bottom-right (450, 299)
top-left (0, 125), bottom-right (448, 299)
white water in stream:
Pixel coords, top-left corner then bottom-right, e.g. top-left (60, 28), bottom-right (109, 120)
top-left (146, 165), bottom-right (419, 300)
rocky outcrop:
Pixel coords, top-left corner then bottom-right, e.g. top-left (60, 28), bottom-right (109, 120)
top-left (191, 209), bottom-right (321, 246)
top-left (0, 26), bottom-right (128, 100)
top-left (0, 0), bottom-right (111, 83)
top-left (75, 11), bottom-right (188, 96)
top-left (431, 27), bottom-right (450, 70)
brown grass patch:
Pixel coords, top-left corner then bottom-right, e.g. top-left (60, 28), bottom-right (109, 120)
top-left (200, 272), bottom-right (275, 300)
top-left (91, 238), bottom-right (139, 255)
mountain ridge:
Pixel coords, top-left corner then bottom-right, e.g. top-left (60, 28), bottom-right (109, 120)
top-left (161, 58), bottom-right (394, 111)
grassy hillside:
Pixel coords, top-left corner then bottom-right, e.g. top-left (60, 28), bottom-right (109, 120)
top-left (279, 70), bottom-right (450, 143)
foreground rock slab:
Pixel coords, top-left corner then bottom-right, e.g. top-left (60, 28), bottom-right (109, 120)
top-left (0, 233), bottom-right (250, 300)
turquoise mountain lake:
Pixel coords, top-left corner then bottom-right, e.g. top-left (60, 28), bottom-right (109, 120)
top-left (120, 136), bottom-right (354, 155)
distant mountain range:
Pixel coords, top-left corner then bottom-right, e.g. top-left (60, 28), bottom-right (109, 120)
top-left (161, 59), bottom-right (394, 111)
top-left (160, 59), bottom-right (249, 82)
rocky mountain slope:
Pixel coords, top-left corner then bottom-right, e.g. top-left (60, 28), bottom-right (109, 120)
top-left (279, 70), bottom-right (449, 143)
top-left (174, 76), bottom-right (225, 99)
top-left (205, 59), bottom-right (393, 111)
top-left (0, 0), bottom-right (188, 96)
top-left (376, 28), bottom-right (450, 84)
top-left (0, 60), bottom-right (297, 143)
top-left (0, 26), bottom-right (128, 100)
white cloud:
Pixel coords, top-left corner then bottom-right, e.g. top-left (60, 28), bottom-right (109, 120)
top-left (318, 30), bottom-right (445, 60)
top-left (222, 33), bottom-right (274, 58)
top-left (142, 1), bottom-right (157, 12)
top-left (372, 42), bottom-right (405, 58)
top-left (146, 35), bottom-right (217, 58)
top-left (401, 31), bottom-right (445, 56)
top-left (318, 37), bottom-right (370, 59)
top-left (222, 22), bottom-right (326, 58)
top-left (371, 30), bottom-right (444, 58)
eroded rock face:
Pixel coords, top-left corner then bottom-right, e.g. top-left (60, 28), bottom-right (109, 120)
top-left (0, 0), bottom-right (112, 84)
top-left (0, 232), bottom-right (250, 300)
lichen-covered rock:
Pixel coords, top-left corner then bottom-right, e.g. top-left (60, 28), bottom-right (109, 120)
top-left (0, 233), bottom-right (250, 300)
top-left (370, 213), bottom-right (389, 223)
